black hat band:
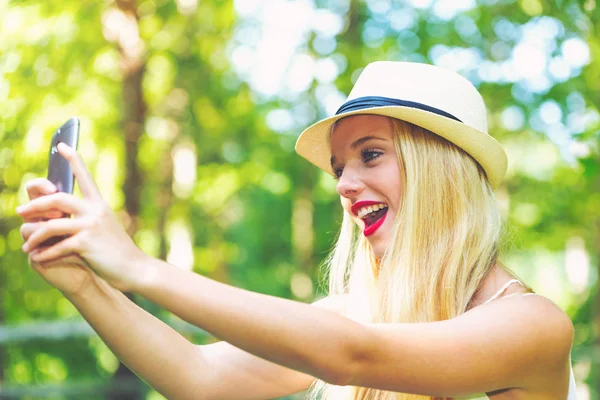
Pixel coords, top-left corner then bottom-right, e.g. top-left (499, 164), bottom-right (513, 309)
top-left (335, 96), bottom-right (462, 122)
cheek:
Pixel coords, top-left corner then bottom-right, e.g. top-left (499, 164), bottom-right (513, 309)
top-left (376, 166), bottom-right (402, 210)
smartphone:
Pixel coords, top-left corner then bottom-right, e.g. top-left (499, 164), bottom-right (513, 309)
top-left (48, 117), bottom-right (80, 193)
top-left (41, 117), bottom-right (80, 247)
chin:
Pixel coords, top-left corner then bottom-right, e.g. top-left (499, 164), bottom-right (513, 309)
top-left (368, 235), bottom-right (390, 261)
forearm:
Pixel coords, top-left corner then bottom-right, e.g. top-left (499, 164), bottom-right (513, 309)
top-left (135, 257), bottom-right (368, 385)
top-left (66, 280), bottom-right (212, 399)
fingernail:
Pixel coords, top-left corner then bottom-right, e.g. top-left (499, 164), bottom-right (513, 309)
top-left (16, 206), bottom-right (24, 213)
top-left (22, 243), bottom-right (29, 252)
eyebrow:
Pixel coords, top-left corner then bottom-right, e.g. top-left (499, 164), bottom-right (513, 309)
top-left (330, 136), bottom-right (387, 167)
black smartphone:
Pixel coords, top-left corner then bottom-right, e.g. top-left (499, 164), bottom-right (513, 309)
top-left (48, 117), bottom-right (80, 193)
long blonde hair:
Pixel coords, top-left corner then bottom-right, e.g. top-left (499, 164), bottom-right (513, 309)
top-left (308, 118), bottom-right (506, 400)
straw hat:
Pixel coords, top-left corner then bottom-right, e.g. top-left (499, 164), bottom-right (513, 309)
top-left (295, 61), bottom-right (507, 189)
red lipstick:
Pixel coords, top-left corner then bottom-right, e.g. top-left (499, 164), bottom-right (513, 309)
top-left (350, 200), bottom-right (388, 237)
top-left (364, 212), bottom-right (387, 237)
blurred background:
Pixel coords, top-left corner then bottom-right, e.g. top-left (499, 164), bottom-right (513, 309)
top-left (0, 0), bottom-right (598, 398)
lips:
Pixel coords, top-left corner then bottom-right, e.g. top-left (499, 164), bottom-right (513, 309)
top-left (351, 200), bottom-right (389, 237)
top-left (363, 211), bottom-right (387, 237)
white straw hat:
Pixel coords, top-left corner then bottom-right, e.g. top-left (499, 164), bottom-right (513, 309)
top-left (295, 61), bottom-right (507, 189)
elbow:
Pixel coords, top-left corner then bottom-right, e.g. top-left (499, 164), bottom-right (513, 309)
top-left (317, 365), bottom-right (354, 387)
top-left (321, 351), bottom-right (366, 387)
top-left (163, 350), bottom-right (219, 400)
top-left (318, 329), bottom-right (372, 387)
top-left (318, 365), bottom-right (352, 387)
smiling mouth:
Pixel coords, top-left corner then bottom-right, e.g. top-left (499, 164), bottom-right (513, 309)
top-left (362, 207), bottom-right (388, 237)
top-left (362, 207), bottom-right (387, 225)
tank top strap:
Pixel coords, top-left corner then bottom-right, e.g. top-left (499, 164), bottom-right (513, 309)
top-left (482, 279), bottom-right (524, 304)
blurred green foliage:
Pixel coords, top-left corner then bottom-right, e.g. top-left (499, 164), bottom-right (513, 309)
top-left (0, 0), bottom-right (598, 398)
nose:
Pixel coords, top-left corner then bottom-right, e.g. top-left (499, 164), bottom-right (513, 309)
top-left (336, 165), bottom-right (364, 199)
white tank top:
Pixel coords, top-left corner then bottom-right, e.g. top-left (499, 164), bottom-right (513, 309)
top-left (456, 279), bottom-right (577, 399)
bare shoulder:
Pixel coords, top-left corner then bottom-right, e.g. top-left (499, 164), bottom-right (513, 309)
top-left (486, 294), bottom-right (573, 341)
top-left (469, 293), bottom-right (574, 386)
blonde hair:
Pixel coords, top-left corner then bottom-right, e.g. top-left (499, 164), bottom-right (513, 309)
top-left (308, 118), bottom-right (512, 400)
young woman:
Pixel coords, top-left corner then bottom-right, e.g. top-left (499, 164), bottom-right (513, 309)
top-left (18, 62), bottom-right (576, 399)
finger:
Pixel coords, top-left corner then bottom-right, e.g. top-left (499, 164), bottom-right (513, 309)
top-left (21, 210), bottom-right (67, 223)
top-left (25, 178), bottom-right (58, 200)
top-left (29, 249), bottom-right (45, 271)
top-left (21, 218), bottom-right (70, 241)
top-left (16, 192), bottom-right (85, 217)
top-left (57, 143), bottom-right (102, 200)
top-left (30, 253), bottom-right (83, 269)
top-left (22, 218), bottom-right (84, 253)
top-left (21, 222), bottom-right (41, 241)
top-left (30, 235), bottom-right (81, 263)
top-left (22, 179), bottom-right (59, 223)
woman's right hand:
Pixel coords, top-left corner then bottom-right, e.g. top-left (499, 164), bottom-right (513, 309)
top-left (20, 178), bottom-right (107, 297)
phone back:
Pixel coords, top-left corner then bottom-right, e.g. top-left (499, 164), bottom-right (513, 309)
top-left (47, 117), bottom-right (79, 193)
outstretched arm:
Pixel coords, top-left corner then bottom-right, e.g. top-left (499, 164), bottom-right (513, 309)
top-left (71, 253), bottom-right (573, 396)
top-left (131, 258), bottom-right (574, 396)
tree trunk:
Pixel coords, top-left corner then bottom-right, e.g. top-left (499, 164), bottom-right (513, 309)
top-left (157, 147), bottom-right (174, 262)
top-left (106, 0), bottom-right (148, 398)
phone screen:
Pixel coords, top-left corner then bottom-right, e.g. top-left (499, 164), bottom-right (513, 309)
top-left (47, 117), bottom-right (80, 193)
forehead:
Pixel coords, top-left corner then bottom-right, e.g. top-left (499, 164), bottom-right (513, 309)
top-left (329, 115), bottom-right (394, 150)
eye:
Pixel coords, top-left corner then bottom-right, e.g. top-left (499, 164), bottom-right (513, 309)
top-left (333, 166), bottom-right (344, 180)
top-left (361, 149), bottom-right (382, 163)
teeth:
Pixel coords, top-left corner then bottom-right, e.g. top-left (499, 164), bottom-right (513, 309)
top-left (357, 203), bottom-right (387, 218)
